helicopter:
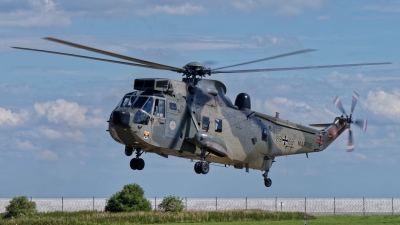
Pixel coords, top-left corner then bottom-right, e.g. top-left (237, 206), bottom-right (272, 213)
top-left (13, 38), bottom-right (390, 187)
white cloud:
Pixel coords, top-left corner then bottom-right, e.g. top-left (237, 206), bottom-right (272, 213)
top-left (34, 99), bottom-right (104, 128)
top-left (38, 127), bottom-right (85, 141)
top-left (0, 0), bottom-right (71, 27)
top-left (10, 138), bottom-right (38, 151)
top-left (231, 0), bottom-right (323, 17)
top-left (34, 149), bottom-right (58, 161)
top-left (263, 97), bottom-right (312, 114)
top-left (0, 107), bottom-right (29, 127)
top-left (365, 89), bottom-right (400, 121)
top-left (136, 3), bottom-right (206, 16)
top-left (363, 4), bottom-right (400, 13)
top-left (253, 96), bottom-right (335, 125)
top-left (316, 15), bottom-right (329, 20)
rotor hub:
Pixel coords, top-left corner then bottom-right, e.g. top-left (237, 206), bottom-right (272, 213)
top-left (183, 62), bottom-right (210, 78)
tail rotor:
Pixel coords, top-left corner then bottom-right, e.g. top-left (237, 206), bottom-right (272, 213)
top-left (333, 91), bottom-right (367, 152)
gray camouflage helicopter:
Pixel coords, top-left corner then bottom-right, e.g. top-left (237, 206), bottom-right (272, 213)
top-left (13, 38), bottom-right (390, 187)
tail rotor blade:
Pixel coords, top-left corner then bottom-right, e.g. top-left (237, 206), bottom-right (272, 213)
top-left (347, 129), bottom-right (354, 152)
top-left (351, 91), bottom-right (359, 115)
top-left (333, 95), bottom-right (347, 116)
top-left (354, 119), bottom-right (367, 131)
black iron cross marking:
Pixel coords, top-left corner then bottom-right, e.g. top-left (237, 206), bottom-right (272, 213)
top-left (282, 136), bottom-right (289, 145)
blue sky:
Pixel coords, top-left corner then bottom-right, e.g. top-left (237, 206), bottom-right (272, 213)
top-left (0, 0), bottom-right (399, 198)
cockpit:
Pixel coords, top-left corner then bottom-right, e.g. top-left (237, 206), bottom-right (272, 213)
top-left (116, 91), bottom-right (166, 125)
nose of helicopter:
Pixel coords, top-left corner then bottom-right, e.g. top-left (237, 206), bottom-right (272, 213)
top-left (112, 111), bottom-right (131, 126)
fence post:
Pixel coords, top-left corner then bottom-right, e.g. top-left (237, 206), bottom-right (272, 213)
top-left (186, 197), bottom-right (187, 210)
top-left (216, 197), bottom-right (217, 210)
top-left (281, 202), bottom-right (282, 212)
top-left (62, 197), bottom-right (63, 212)
top-left (305, 197), bottom-right (307, 214)
top-left (246, 197), bottom-right (247, 210)
top-left (154, 197), bottom-right (156, 210)
top-left (334, 197), bottom-right (335, 216)
top-left (275, 197), bottom-right (277, 212)
top-left (392, 198), bottom-right (394, 215)
top-left (363, 197), bottom-right (365, 216)
top-left (93, 197), bottom-right (95, 211)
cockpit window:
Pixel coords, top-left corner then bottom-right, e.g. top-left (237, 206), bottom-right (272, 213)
top-left (142, 97), bottom-right (154, 114)
top-left (119, 96), bottom-right (131, 107)
top-left (133, 110), bottom-right (150, 125)
top-left (118, 92), bottom-right (138, 108)
top-left (132, 97), bottom-right (149, 109)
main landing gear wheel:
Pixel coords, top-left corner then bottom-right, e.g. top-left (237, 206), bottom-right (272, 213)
top-left (194, 148), bottom-right (210, 175)
top-left (194, 161), bottom-right (209, 174)
top-left (200, 162), bottom-right (209, 174)
top-left (262, 171), bottom-right (272, 187)
top-left (264, 178), bottom-right (272, 187)
top-left (194, 162), bottom-right (202, 174)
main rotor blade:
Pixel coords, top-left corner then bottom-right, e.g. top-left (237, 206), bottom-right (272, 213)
top-left (347, 129), bottom-right (354, 152)
top-left (333, 95), bottom-right (347, 116)
top-left (309, 123), bottom-right (333, 128)
top-left (354, 119), bottom-right (367, 131)
top-left (43, 37), bottom-right (183, 72)
top-left (211, 62), bottom-right (391, 74)
top-left (12, 47), bottom-right (161, 69)
top-left (351, 91), bottom-right (359, 115)
top-left (211, 49), bottom-right (316, 71)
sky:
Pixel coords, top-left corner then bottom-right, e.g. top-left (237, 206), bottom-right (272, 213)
top-left (0, 0), bottom-right (399, 199)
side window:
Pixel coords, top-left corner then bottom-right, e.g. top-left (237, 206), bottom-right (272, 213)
top-left (262, 129), bottom-right (269, 141)
top-left (169, 102), bottom-right (177, 111)
top-left (153, 99), bottom-right (165, 118)
top-left (167, 101), bottom-right (180, 114)
top-left (215, 119), bottom-right (222, 133)
top-left (202, 116), bottom-right (210, 130)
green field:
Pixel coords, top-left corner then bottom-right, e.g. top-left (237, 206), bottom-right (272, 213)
top-left (174, 215), bottom-right (400, 225)
top-left (1, 211), bottom-right (400, 225)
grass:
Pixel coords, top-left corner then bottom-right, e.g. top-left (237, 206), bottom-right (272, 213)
top-left (0, 210), bottom-right (312, 225)
top-left (1, 211), bottom-right (400, 225)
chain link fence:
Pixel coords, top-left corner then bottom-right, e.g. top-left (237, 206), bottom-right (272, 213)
top-left (1, 198), bottom-right (399, 215)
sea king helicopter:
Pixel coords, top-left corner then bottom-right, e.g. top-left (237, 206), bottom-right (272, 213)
top-left (13, 38), bottom-right (390, 187)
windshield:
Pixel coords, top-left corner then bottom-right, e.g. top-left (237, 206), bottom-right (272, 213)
top-left (142, 98), bottom-right (154, 114)
top-left (118, 92), bottom-right (138, 108)
top-left (132, 97), bottom-right (149, 109)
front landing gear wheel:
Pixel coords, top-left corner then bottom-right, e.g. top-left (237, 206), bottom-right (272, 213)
top-left (136, 158), bottom-right (145, 170)
top-left (130, 158), bottom-right (138, 170)
top-left (264, 178), bottom-right (272, 187)
top-left (194, 162), bottom-right (202, 174)
top-left (130, 158), bottom-right (145, 170)
top-left (200, 162), bottom-right (209, 174)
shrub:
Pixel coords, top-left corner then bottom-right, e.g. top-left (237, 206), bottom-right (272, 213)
top-left (4, 196), bottom-right (37, 218)
top-left (105, 183), bottom-right (151, 212)
top-left (158, 195), bottom-right (184, 212)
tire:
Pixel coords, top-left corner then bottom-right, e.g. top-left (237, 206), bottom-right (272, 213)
top-left (264, 178), bottom-right (272, 187)
top-left (130, 158), bottom-right (138, 170)
top-left (136, 158), bottom-right (145, 170)
top-left (125, 147), bottom-right (133, 156)
top-left (200, 162), bottom-right (209, 174)
top-left (194, 162), bottom-right (202, 174)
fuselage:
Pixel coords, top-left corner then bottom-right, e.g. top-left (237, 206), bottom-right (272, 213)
top-left (108, 78), bottom-right (347, 172)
